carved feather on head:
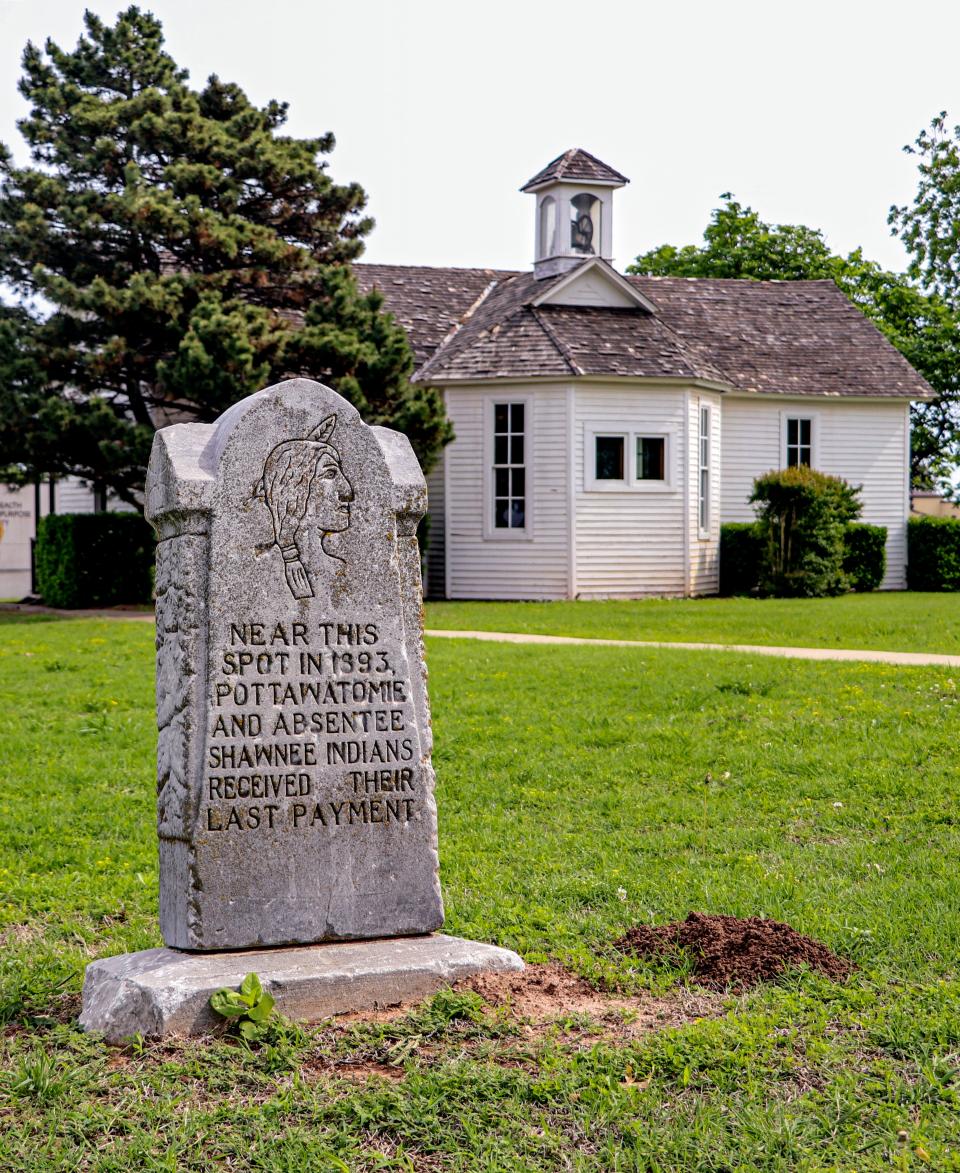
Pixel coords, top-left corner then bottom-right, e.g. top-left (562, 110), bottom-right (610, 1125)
top-left (309, 415), bottom-right (337, 444)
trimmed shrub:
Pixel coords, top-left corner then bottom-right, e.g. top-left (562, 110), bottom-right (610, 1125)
top-left (907, 516), bottom-right (960, 590)
top-left (843, 523), bottom-right (887, 592)
top-left (719, 523), bottom-right (763, 595)
top-left (35, 512), bottom-right (154, 608)
top-left (750, 467), bottom-right (862, 598)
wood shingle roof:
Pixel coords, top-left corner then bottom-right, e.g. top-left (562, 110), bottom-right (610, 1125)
top-left (353, 263), bottom-right (933, 399)
top-left (520, 149), bottom-right (630, 191)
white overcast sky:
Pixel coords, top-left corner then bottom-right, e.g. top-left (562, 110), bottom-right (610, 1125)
top-left (1, 0), bottom-right (958, 276)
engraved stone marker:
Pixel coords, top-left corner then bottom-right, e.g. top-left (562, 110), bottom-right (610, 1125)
top-left (147, 378), bottom-right (443, 950)
top-left (79, 379), bottom-right (522, 1041)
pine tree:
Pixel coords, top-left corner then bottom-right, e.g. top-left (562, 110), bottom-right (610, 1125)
top-left (0, 7), bottom-right (450, 504)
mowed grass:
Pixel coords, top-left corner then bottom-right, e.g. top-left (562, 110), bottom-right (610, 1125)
top-left (1, 617), bottom-right (960, 1169)
top-left (426, 591), bottom-right (960, 655)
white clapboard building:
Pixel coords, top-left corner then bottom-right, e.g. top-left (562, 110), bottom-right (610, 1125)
top-left (2, 149), bottom-right (931, 602)
top-left (355, 149), bottom-right (931, 598)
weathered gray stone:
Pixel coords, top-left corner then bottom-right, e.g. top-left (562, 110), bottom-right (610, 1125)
top-left (143, 380), bottom-right (443, 951)
top-left (79, 934), bottom-right (525, 1043)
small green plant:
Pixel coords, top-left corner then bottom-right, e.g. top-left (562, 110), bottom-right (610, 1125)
top-left (9, 1051), bottom-right (69, 1104)
top-left (209, 972), bottom-right (276, 1040)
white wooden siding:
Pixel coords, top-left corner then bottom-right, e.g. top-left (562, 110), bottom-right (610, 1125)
top-left (720, 396), bottom-right (910, 589)
top-left (574, 384), bottom-right (690, 598)
top-left (688, 391), bottom-right (722, 596)
top-left (49, 477), bottom-right (136, 514)
top-left (443, 383), bottom-right (570, 599)
top-left (56, 476), bottom-right (97, 513)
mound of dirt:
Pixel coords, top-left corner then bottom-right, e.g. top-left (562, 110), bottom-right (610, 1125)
top-left (615, 912), bottom-right (851, 991)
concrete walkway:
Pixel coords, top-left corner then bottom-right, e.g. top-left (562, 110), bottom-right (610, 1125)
top-left (4, 604), bottom-right (957, 667)
top-left (0, 602), bottom-right (154, 620)
top-left (425, 628), bottom-right (960, 668)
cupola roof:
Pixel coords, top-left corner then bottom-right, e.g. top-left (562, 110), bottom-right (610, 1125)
top-left (521, 148), bottom-right (630, 192)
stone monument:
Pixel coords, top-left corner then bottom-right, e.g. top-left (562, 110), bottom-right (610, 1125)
top-left (80, 379), bottom-right (522, 1041)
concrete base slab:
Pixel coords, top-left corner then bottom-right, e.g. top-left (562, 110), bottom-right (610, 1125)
top-left (79, 934), bottom-right (524, 1043)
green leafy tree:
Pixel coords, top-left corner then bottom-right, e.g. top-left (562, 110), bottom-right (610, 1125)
top-left (890, 111), bottom-right (960, 300)
top-left (630, 196), bottom-right (960, 493)
top-left (0, 7), bottom-right (450, 505)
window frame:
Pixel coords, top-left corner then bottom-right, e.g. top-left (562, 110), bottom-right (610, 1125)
top-left (781, 412), bottom-right (818, 469)
top-left (570, 192), bottom-right (602, 257)
top-left (584, 425), bottom-right (675, 492)
top-left (484, 395), bottom-right (533, 541)
top-left (697, 404), bottom-right (712, 539)
top-left (538, 194), bottom-right (557, 260)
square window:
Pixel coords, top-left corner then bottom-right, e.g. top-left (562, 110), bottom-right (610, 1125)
top-left (510, 434), bottom-right (524, 464)
top-left (495, 468), bottom-right (509, 496)
top-left (494, 404), bottom-right (508, 432)
top-left (511, 467), bottom-right (525, 496)
top-left (595, 435), bottom-right (625, 481)
top-left (510, 403), bottom-right (524, 430)
top-left (637, 436), bottom-right (665, 481)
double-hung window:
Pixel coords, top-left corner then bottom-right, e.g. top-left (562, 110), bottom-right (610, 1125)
top-left (785, 417), bottom-right (813, 467)
top-left (492, 402), bottom-right (526, 531)
top-left (698, 405), bottom-right (711, 536)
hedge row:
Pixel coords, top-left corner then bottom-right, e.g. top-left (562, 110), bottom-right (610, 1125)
top-left (36, 512), bottom-right (154, 608)
top-left (907, 516), bottom-right (960, 590)
top-left (720, 522), bottom-right (887, 596)
top-left (843, 523), bottom-right (888, 592)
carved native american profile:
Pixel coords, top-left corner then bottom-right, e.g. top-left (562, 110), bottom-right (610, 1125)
top-left (254, 414), bottom-right (354, 600)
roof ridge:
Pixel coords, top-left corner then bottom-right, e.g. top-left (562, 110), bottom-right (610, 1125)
top-left (530, 305), bottom-right (582, 375)
top-left (652, 309), bottom-right (733, 385)
top-left (422, 277), bottom-right (501, 370)
top-left (354, 261), bottom-right (521, 278)
top-left (628, 273), bottom-right (841, 289)
top-left (417, 273), bottom-right (533, 380)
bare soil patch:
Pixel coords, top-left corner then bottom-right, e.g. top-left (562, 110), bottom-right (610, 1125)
top-left (615, 912), bottom-right (852, 991)
top-left (452, 961), bottom-right (721, 1038)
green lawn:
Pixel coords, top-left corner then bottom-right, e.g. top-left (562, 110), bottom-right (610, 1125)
top-left (426, 592), bottom-right (960, 655)
top-left (2, 617), bottom-right (959, 1168)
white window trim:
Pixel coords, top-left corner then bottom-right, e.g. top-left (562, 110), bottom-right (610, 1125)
top-left (697, 403), bottom-right (712, 540)
top-left (483, 395), bottom-right (533, 541)
top-left (584, 424), bottom-right (676, 492)
top-left (780, 410), bottom-right (820, 469)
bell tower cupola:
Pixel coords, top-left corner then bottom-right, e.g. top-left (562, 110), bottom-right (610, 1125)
top-left (521, 148), bottom-right (629, 280)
